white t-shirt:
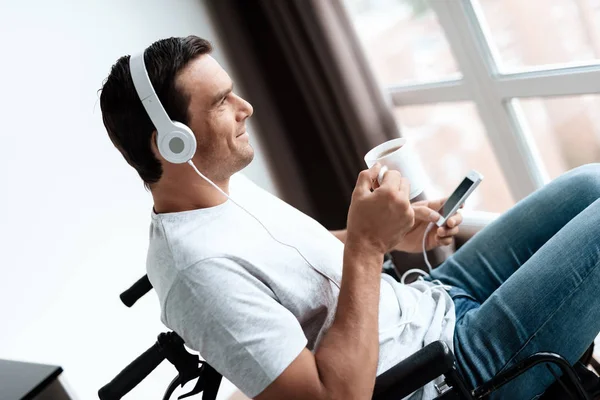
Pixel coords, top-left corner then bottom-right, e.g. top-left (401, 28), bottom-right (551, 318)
top-left (146, 173), bottom-right (455, 399)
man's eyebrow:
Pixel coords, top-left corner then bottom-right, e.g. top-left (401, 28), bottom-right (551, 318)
top-left (211, 82), bottom-right (234, 106)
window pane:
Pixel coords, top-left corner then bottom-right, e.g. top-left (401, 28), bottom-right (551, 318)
top-left (394, 102), bottom-right (514, 213)
top-left (512, 95), bottom-right (600, 180)
top-left (475, 0), bottom-right (600, 73)
top-left (342, 0), bottom-right (461, 85)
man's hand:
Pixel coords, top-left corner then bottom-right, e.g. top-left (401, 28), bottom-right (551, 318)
top-left (394, 197), bottom-right (464, 253)
top-left (346, 164), bottom-right (415, 255)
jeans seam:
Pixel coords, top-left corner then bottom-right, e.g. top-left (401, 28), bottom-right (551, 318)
top-left (497, 257), bottom-right (600, 374)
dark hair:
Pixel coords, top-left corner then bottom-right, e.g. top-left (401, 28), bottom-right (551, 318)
top-left (100, 36), bottom-right (212, 189)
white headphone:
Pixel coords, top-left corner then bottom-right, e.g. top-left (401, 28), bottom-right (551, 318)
top-left (129, 52), bottom-right (197, 164)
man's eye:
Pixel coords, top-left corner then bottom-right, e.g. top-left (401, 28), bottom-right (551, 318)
top-left (220, 96), bottom-right (227, 105)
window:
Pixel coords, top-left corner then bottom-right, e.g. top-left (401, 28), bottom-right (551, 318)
top-left (344, 0), bottom-right (460, 85)
top-left (512, 95), bottom-right (600, 179)
top-left (343, 0), bottom-right (600, 212)
top-left (476, 0), bottom-right (600, 72)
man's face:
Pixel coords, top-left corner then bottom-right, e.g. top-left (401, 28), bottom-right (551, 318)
top-left (176, 55), bottom-right (254, 180)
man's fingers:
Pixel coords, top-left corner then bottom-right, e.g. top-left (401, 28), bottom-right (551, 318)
top-left (446, 212), bottom-right (463, 228)
top-left (438, 237), bottom-right (454, 246)
top-left (355, 163), bottom-right (382, 193)
top-left (357, 166), bottom-right (410, 198)
top-left (437, 226), bottom-right (460, 238)
top-left (380, 170), bottom-right (411, 199)
top-left (379, 168), bottom-right (403, 188)
top-left (431, 197), bottom-right (448, 211)
top-left (413, 206), bottom-right (441, 223)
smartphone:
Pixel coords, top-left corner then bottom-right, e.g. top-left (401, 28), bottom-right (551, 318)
top-left (436, 170), bottom-right (484, 227)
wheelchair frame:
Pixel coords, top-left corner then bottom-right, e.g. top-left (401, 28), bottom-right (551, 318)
top-left (98, 274), bottom-right (594, 400)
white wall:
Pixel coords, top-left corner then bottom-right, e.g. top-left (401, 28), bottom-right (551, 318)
top-left (0, 0), bottom-right (274, 398)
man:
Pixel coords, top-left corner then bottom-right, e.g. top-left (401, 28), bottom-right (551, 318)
top-left (100, 36), bottom-right (600, 399)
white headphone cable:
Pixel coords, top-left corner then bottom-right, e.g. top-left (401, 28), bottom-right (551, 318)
top-left (187, 160), bottom-right (341, 289)
top-left (392, 222), bottom-right (452, 330)
top-left (400, 222), bottom-right (436, 284)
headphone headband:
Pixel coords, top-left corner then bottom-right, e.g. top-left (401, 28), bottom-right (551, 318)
top-left (129, 53), bottom-right (174, 133)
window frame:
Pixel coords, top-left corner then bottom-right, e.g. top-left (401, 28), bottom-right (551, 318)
top-left (385, 0), bottom-right (600, 201)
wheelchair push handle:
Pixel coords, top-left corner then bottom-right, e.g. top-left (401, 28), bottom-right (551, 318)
top-left (98, 341), bottom-right (165, 400)
top-left (120, 275), bottom-right (152, 307)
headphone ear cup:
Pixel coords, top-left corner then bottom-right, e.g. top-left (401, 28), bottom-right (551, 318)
top-left (157, 122), bottom-right (197, 164)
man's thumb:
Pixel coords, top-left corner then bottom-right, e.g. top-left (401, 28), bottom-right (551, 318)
top-left (413, 206), bottom-right (441, 223)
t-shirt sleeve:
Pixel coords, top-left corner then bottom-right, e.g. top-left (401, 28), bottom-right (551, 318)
top-left (163, 257), bottom-right (308, 398)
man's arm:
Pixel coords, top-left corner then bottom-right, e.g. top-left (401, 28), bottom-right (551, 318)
top-left (256, 242), bottom-right (383, 400)
top-left (256, 166), bottom-right (414, 400)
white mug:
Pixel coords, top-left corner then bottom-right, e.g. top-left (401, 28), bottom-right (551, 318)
top-left (364, 138), bottom-right (426, 200)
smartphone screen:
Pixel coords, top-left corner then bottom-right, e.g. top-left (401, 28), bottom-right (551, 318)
top-left (440, 177), bottom-right (475, 218)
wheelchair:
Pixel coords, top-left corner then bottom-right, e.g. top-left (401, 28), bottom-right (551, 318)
top-left (99, 272), bottom-right (600, 400)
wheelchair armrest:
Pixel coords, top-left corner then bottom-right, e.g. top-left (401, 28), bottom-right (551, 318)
top-left (372, 341), bottom-right (455, 400)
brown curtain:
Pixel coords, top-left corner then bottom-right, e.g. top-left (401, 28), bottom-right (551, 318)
top-left (260, 0), bottom-right (402, 185)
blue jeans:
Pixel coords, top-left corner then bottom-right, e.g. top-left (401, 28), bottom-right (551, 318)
top-left (428, 164), bottom-right (600, 399)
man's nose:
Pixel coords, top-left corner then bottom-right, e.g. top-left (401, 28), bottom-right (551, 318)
top-left (235, 94), bottom-right (253, 121)
top-left (244, 99), bottom-right (254, 118)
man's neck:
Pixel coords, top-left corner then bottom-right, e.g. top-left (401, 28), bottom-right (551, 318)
top-left (151, 175), bottom-right (230, 214)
